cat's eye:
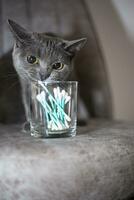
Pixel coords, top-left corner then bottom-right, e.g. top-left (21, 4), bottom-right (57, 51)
top-left (52, 62), bottom-right (64, 70)
top-left (27, 55), bottom-right (38, 64)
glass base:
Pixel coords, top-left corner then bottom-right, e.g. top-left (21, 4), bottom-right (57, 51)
top-left (30, 122), bottom-right (76, 138)
top-left (45, 128), bottom-right (76, 138)
top-left (30, 122), bottom-right (45, 138)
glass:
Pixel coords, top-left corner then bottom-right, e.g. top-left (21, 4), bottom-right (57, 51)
top-left (29, 81), bottom-right (78, 138)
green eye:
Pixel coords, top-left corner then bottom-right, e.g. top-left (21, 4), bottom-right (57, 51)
top-left (27, 55), bottom-right (38, 64)
top-left (52, 63), bottom-right (64, 70)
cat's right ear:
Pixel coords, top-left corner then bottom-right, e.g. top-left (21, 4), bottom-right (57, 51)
top-left (7, 19), bottom-right (32, 45)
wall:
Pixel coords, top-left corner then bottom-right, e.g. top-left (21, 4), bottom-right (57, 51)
top-left (85, 0), bottom-right (134, 121)
top-left (112, 0), bottom-right (134, 43)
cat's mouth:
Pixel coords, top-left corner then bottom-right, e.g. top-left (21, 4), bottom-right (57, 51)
top-left (28, 74), bottom-right (57, 82)
top-left (44, 76), bottom-right (60, 82)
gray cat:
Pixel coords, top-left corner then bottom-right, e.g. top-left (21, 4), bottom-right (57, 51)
top-left (8, 19), bottom-right (87, 129)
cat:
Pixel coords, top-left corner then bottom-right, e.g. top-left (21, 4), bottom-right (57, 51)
top-left (8, 19), bottom-right (88, 130)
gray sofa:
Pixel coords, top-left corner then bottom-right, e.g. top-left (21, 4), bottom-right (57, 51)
top-left (0, 121), bottom-right (134, 200)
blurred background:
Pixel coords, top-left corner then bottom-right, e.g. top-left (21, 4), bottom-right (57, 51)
top-left (0, 0), bottom-right (134, 123)
top-left (89, 0), bottom-right (134, 122)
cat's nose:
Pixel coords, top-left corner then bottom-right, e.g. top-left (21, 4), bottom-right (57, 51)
top-left (39, 73), bottom-right (45, 81)
top-left (39, 72), bottom-right (49, 81)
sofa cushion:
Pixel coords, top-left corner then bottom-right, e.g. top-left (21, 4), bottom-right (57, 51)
top-left (0, 120), bottom-right (134, 200)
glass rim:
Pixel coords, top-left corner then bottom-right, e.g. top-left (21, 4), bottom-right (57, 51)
top-left (38, 80), bottom-right (78, 84)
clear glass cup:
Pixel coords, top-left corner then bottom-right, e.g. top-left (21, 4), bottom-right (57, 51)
top-left (29, 81), bottom-right (78, 138)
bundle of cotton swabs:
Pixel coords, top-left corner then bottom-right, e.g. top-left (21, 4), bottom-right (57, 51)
top-left (36, 81), bottom-right (71, 131)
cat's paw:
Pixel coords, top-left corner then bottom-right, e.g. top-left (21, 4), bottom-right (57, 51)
top-left (22, 121), bottom-right (30, 133)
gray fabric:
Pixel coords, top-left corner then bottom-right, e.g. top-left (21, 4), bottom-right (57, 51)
top-left (0, 120), bottom-right (134, 200)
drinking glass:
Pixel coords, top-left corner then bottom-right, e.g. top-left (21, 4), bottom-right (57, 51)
top-left (29, 81), bottom-right (78, 138)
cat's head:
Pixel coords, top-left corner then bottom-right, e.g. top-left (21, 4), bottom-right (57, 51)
top-left (8, 19), bottom-right (86, 81)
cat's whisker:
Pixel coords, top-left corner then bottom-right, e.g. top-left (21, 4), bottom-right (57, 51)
top-left (3, 81), bottom-right (19, 95)
top-left (28, 71), bottom-right (38, 78)
top-left (18, 70), bottom-right (30, 80)
top-left (6, 72), bottom-right (17, 75)
top-left (0, 75), bottom-right (18, 79)
top-left (0, 73), bottom-right (17, 77)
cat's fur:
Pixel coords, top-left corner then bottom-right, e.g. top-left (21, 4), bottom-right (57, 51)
top-left (8, 19), bottom-right (87, 125)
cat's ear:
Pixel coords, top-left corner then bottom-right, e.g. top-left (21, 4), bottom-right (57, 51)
top-left (7, 19), bottom-right (32, 45)
top-left (64, 38), bottom-right (87, 55)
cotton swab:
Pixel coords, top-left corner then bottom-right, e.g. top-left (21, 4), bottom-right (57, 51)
top-left (38, 81), bottom-right (71, 122)
top-left (36, 81), bottom-right (71, 131)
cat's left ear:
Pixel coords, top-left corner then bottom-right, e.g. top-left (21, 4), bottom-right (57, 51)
top-left (64, 38), bottom-right (87, 55)
top-left (7, 19), bottom-right (32, 45)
